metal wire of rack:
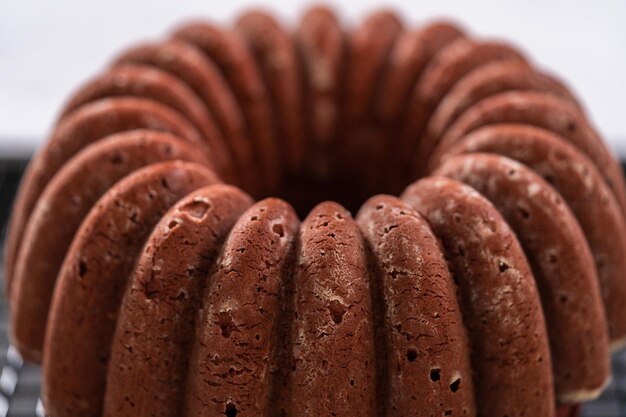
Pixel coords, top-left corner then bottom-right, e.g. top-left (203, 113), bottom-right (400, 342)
top-left (0, 156), bottom-right (625, 416)
top-left (0, 158), bottom-right (43, 417)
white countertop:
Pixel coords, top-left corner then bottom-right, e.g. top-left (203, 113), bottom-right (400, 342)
top-left (1, 0), bottom-right (625, 156)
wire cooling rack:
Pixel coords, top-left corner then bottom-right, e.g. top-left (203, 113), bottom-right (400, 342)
top-left (0, 158), bottom-right (43, 417)
top-left (0, 157), bottom-right (625, 416)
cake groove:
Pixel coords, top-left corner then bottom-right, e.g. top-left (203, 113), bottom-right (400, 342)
top-left (172, 22), bottom-right (281, 194)
top-left (59, 63), bottom-right (233, 180)
top-left (439, 124), bottom-right (626, 345)
top-left (114, 40), bottom-right (260, 193)
top-left (4, 97), bottom-right (206, 292)
top-left (357, 194), bottom-right (476, 415)
top-left (235, 11), bottom-right (306, 178)
top-left (432, 91), bottom-right (626, 218)
top-left (423, 60), bottom-right (579, 155)
top-left (41, 161), bottom-right (219, 417)
top-left (401, 176), bottom-right (554, 416)
top-left (104, 184), bottom-right (253, 417)
top-left (183, 198), bottom-right (297, 416)
top-left (10, 131), bottom-right (208, 363)
top-left (433, 153), bottom-right (610, 400)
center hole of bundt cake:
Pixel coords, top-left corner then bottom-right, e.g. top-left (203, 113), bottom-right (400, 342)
top-left (273, 167), bottom-right (391, 218)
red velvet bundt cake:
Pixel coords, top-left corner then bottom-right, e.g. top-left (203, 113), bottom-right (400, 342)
top-left (4, 5), bottom-right (625, 417)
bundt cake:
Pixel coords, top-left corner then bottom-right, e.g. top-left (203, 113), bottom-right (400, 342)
top-left (3, 5), bottom-right (625, 417)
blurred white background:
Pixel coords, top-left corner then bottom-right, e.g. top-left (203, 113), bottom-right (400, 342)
top-left (1, 0), bottom-right (625, 157)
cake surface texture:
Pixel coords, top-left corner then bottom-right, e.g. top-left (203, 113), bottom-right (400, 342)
top-left (4, 5), bottom-right (625, 417)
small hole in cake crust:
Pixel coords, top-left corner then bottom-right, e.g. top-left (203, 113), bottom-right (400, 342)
top-left (383, 224), bottom-right (398, 234)
top-left (272, 223), bottom-right (285, 237)
top-left (180, 200), bottom-right (211, 219)
top-left (450, 377), bottom-right (461, 392)
top-left (559, 293), bottom-right (569, 304)
top-left (517, 206), bottom-right (530, 220)
top-left (110, 154), bottom-right (124, 164)
top-left (350, 379), bottom-right (355, 386)
top-left (123, 395), bottom-right (135, 408)
top-left (225, 402), bottom-right (238, 417)
top-left (167, 219), bottom-right (179, 231)
top-left (328, 299), bottom-right (347, 324)
top-left (407, 348), bottom-right (417, 362)
top-left (566, 120), bottom-right (577, 132)
top-left (430, 368), bottom-right (441, 382)
top-left (544, 174), bottom-right (556, 185)
top-left (548, 253), bottom-right (558, 264)
top-left (218, 311), bottom-right (236, 338)
top-left (498, 260), bottom-right (510, 273)
top-left (78, 260), bottom-right (88, 278)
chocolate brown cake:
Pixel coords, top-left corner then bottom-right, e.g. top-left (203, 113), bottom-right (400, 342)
top-left (4, 5), bottom-right (624, 417)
